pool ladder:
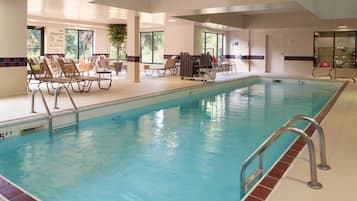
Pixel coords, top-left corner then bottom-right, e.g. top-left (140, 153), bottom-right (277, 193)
top-left (31, 85), bottom-right (79, 133)
top-left (240, 115), bottom-right (331, 196)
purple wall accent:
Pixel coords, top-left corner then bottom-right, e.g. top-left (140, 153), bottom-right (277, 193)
top-left (250, 55), bottom-right (264, 60)
top-left (223, 55), bottom-right (264, 60)
top-left (0, 57), bottom-right (27, 67)
top-left (284, 56), bottom-right (314, 61)
top-left (224, 55), bottom-right (240, 59)
top-left (93, 53), bottom-right (110, 57)
top-left (45, 53), bottom-right (65, 58)
top-left (126, 56), bottom-right (140, 62)
top-left (241, 55), bottom-right (250, 60)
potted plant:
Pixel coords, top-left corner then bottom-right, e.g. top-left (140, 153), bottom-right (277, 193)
top-left (108, 24), bottom-right (127, 62)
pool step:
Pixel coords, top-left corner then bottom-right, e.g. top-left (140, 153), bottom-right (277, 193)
top-left (53, 122), bottom-right (78, 132)
top-left (244, 168), bottom-right (263, 192)
top-left (31, 85), bottom-right (79, 134)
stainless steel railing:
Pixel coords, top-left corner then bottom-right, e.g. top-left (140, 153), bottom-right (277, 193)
top-left (54, 85), bottom-right (79, 131)
top-left (31, 85), bottom-right (79, 133)
top-left (31, 88), bottom-right (53, 131)
top-left (284, 115), bottom-right (330, 170)
top-left (240, 115), bottom-right (329, 196)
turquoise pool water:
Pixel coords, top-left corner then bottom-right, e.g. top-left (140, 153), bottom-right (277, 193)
top-left (0, 79), bottom-right (340, 201)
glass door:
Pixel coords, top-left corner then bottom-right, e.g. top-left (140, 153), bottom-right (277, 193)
top-left (313, 32), bottom-right (334, 68)
top-left (334, 31), bottom-right (356, 68)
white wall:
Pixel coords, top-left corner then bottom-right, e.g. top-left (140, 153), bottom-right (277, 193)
top-left (140, 20), bottom-right (196, 56)
top-left (225, 30), bottom-right (250, 72)
top-left (265, 30), bottom-right (284, 73)
top-left (0, 1), bottom-right (27, 58)
top-left (250, 30), bottom-right (266, 73)
top-left (166, 21), bottom-right (195, 55)
top-left (226, 28), bottom-right (315, 76)
top-left (0, 0), bottom-right (28, 97)
top-left (225, 29), bottom-right (267, 73)
top-left (283, 29), bottom-right (313, 75)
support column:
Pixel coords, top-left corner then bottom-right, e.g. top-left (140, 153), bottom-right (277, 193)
top-left (0, 0), bottom-right (28, 97)
top-left (126, 12), bottom-right (140, 82)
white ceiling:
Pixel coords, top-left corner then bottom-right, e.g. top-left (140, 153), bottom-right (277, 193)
top-left (295, 0), bottom-right (357, 19)
top-left (27, 0), bottom-right (168, 25)
top-left (27, 0), bottom-right (305, 28)
top-left (27, 0), bottom-right (357, 29)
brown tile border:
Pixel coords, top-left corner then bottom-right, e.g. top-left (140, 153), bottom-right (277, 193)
top-left (0, 176), bottom-right (39, 201)
top-left (243, 81), bottom-right (349, 201)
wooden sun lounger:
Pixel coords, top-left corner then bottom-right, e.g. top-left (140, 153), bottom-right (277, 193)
top-left (144, 56), bottom-right (178, 76)
top-left (29, 58), bottom-right (83, 94)
top-left (58, 59), bottom-right (112, 91)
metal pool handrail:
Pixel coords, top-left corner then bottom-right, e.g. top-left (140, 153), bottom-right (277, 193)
top-left (31, 88), bottom-right (53, 131)
top-left (31, 85), bottom-right (79, 134)
top-left (283, 115), bottom-right (330, 170)
top-left (54, 85), bottom-right (79, 131)
top-left (240, 126), bottom-right (322, 195)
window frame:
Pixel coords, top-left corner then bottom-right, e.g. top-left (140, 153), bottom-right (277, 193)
top-left (202, 31), bottom-right (225, 58)
top-left (140, 31), bottom-right (164, 64)
top-left (65, 29), bottom-right (94, 60)
top-left (27, 26), bottom-right (45, 57)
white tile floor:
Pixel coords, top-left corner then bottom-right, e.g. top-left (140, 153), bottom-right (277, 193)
top-left (0, 74), bottom-right (203, 123)
top-left (0, 72), bottom-right (251, 124)
top-left (267, 82), bottom-right (357, 201)
top-left (0, 72), bottom-right (355, 201)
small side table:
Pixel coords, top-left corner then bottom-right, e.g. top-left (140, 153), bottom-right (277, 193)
top-left (112, 62), bottom-right (123, 76)
top-left (96, 71), bottom-right (112, 88)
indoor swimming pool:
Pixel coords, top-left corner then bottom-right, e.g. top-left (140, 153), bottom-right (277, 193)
top-left (0, 78), bottom-right (342, 201)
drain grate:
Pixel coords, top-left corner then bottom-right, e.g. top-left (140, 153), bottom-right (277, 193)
top-left (21, 126), bottom-right (44, 135)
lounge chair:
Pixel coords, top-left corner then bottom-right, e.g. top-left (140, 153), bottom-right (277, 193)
top-left (58, 58), bottom-right (112, 91)
top-left (97, 56), bottom-right (125, 76)
top-left (144, 56), bottom-right (178, 76)
top-left (27, 58), bottom-right (44, 91)
top-left (77, 56), bottom-right (96, 75)
top-left (39, 58), bottom-right (83, 94)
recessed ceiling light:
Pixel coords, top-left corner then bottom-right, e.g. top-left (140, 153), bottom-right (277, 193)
top-left (168, 19), bottom-right (177, 22)
top-left (338, 25), bottom-right (348, 29)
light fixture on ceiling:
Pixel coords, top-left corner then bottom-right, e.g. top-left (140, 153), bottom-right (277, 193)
top-left (338, 25), bottom-right (348, 29)
top-left (168, 19), bottom-right (177, 22)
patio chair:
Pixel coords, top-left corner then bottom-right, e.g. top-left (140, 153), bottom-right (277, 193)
top-left (27, 57), bottom-right (45, 91)
top-left (97, 56), bottom-right (124, 76)
top-left (78, 56), bottom-right (97, 75)
top-left (71, 59), bottom-right (112, 90)
top-left (58, 58), bottom-right (112, 91)
top-left (144, 56), bottom-right (178, 76)
top-left (38, 58), bottom-right (83, 94)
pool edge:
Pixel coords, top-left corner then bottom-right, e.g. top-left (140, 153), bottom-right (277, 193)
top-left (0, 175), bottom-right (40, 201)
top-left (242, 81), bottom-right (349, 201)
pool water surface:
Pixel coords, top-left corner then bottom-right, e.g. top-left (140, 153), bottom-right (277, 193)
top-left (0, 79), bottom-right (340, 201)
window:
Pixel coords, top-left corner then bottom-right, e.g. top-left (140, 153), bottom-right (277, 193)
top-left (140, 32), bottom-right (164, 64)
top-left (65, 29), bottom-right (93, 60)
top-left (202, 32), bottom-right (225, 59)
top-left (314, 31), bottom-right (357, 68)
top-left (27, 26), bottom-right (44, 57)
top-left (110, 43), bottom-right (126, 60)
